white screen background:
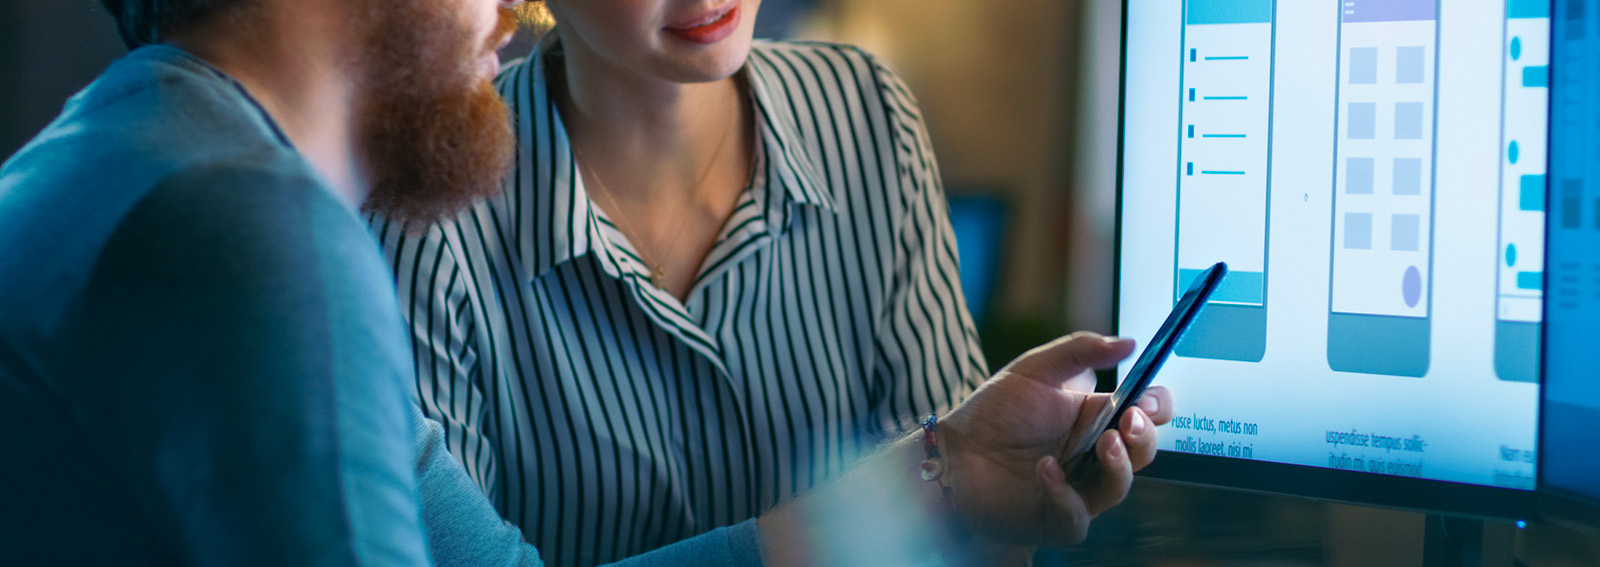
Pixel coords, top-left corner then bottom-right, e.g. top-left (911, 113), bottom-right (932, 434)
top-left (1118, 0), bottom-right (1540, 489)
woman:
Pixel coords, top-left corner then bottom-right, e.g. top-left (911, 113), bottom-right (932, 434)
top-left (373, 1), bottom-right (987, 564)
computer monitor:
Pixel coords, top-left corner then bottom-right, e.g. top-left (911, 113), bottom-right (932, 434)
top-left (1115, 0), bottom-right (1547, 518)
top-left (1538, 0), bottom-right (1600, 533)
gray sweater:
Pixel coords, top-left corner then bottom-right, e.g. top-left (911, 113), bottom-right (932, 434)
top-left (0, 44), bottom-right (758, 566)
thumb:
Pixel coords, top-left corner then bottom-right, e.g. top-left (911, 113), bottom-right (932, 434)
top-left (1001, 332), bottom-right (1136, 387)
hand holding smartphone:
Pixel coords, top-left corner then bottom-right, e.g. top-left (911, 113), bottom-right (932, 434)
top-left (1063, 261), bottom-right (1227, 481)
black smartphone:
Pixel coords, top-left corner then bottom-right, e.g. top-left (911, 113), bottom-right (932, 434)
top-left (1064, 261), bottom-right (1228, 479)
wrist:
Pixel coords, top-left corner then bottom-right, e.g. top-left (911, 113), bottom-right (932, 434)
top-left (935, 413), bottom-right (965, 490)
top-left (758, 431), bottom-right (948, 567)
top-left (926, 412), bottom-right (973, 513)
top-left (916, 414), bottom-right (976, 552)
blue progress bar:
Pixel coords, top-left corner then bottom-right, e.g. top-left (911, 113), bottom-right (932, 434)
top-left (1201, 170), bottom-right (1246, 175)
top-left (1508, 0), bottom-right (1551, 17)
top-left (1187, 0), bottom-right (1272, 25)
top-left (1179, 268), bottom-right (1264, 304)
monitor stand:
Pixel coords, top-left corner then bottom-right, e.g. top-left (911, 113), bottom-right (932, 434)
top-left (1423, 514), bottom-right (1516, 567)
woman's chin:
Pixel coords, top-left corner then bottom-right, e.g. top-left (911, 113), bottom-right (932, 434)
top-left (655, 42), bottom-right (752, 84)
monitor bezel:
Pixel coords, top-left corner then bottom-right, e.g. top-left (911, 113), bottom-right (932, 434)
top-left (1533, 0), bottom-right (1600, 536)
top-left (1112, 0), bottom-right (1538, 520)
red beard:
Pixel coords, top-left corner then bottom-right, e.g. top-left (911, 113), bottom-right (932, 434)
top-left (358, 5), bottom-right (517, 229)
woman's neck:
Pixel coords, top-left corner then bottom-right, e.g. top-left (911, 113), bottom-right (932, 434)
top-left (546, 32), bottom-right (755, 301)
top-left (552, 39), bottom-right (746, 208)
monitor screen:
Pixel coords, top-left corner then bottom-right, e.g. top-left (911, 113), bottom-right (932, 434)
top-left (1540, 0), bottom-right (1600, 519)
top-left (1116, 0), bottom-right (1546, 501)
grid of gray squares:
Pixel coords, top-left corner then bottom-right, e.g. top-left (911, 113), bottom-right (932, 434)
top-left (1343, 45), bottom-right (1426, 253)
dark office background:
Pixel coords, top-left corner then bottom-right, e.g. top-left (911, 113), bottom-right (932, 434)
top-left (0, 0), bottom-right (817, 160)
top-left (1, 1), bottom-right (126, 160)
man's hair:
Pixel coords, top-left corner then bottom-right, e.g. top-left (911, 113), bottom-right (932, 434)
top-left (98, 0), bottom-right (251, 49)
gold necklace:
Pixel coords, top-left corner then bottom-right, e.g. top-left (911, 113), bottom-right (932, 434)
top-left (573, 115), bottom-right (738, 291)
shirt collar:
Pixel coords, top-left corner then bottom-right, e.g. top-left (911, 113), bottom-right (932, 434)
top-left (513, 34), bottom-right (836, 281)
top-left (743, 45), bottom-right (837, 212)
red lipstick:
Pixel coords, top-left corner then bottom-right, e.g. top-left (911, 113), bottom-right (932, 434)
top-left (664, 3), bottom-right (740, 45)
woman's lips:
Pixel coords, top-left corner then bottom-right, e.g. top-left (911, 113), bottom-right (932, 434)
top-left (664, 3), bottom-right (740, 45)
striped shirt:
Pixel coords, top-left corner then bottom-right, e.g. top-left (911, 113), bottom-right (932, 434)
top-left (372, 35), bottom-right (987, 567)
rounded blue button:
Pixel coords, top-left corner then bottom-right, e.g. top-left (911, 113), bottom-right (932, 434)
top-left (1403, 266), bottom-right (1422, 309)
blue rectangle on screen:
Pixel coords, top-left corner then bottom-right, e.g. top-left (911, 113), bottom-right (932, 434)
top-left (1179, 268), bottom-right (1264, 304)
top-left (1187, 0), bottom-right (1272, 25)
top-left (1523, 65), bottom-right (1550, 87)
top-left (1521, 174), bottom-right (1548, 211)
top-left (1508, 0), bottom-right (1552, 18)
top-left (1342, 0), bottom-right (1437, 22)
top-left (1517, 271), bottom-right (1543, 291)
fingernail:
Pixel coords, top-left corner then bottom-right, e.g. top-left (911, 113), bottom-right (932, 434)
top-left (1109, 437), bottom-right (1125, 460)
top-left (1102, 335), bottom-right (1126, 344)
top-left (1143, 396), bottom-right (1160, 415)
top-left (1044, 456), bottom-right (1062, 478)
top-left (1130, 410), bottom-right (1147, 434)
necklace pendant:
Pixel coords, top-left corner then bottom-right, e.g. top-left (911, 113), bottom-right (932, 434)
top-left (652, 266), bottom-right (668, 289)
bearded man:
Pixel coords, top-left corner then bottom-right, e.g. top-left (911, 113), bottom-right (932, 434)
top-left (0, 0), bottom-right (1174, 563)
top-left (0, 0), bottom-right (529, 563)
